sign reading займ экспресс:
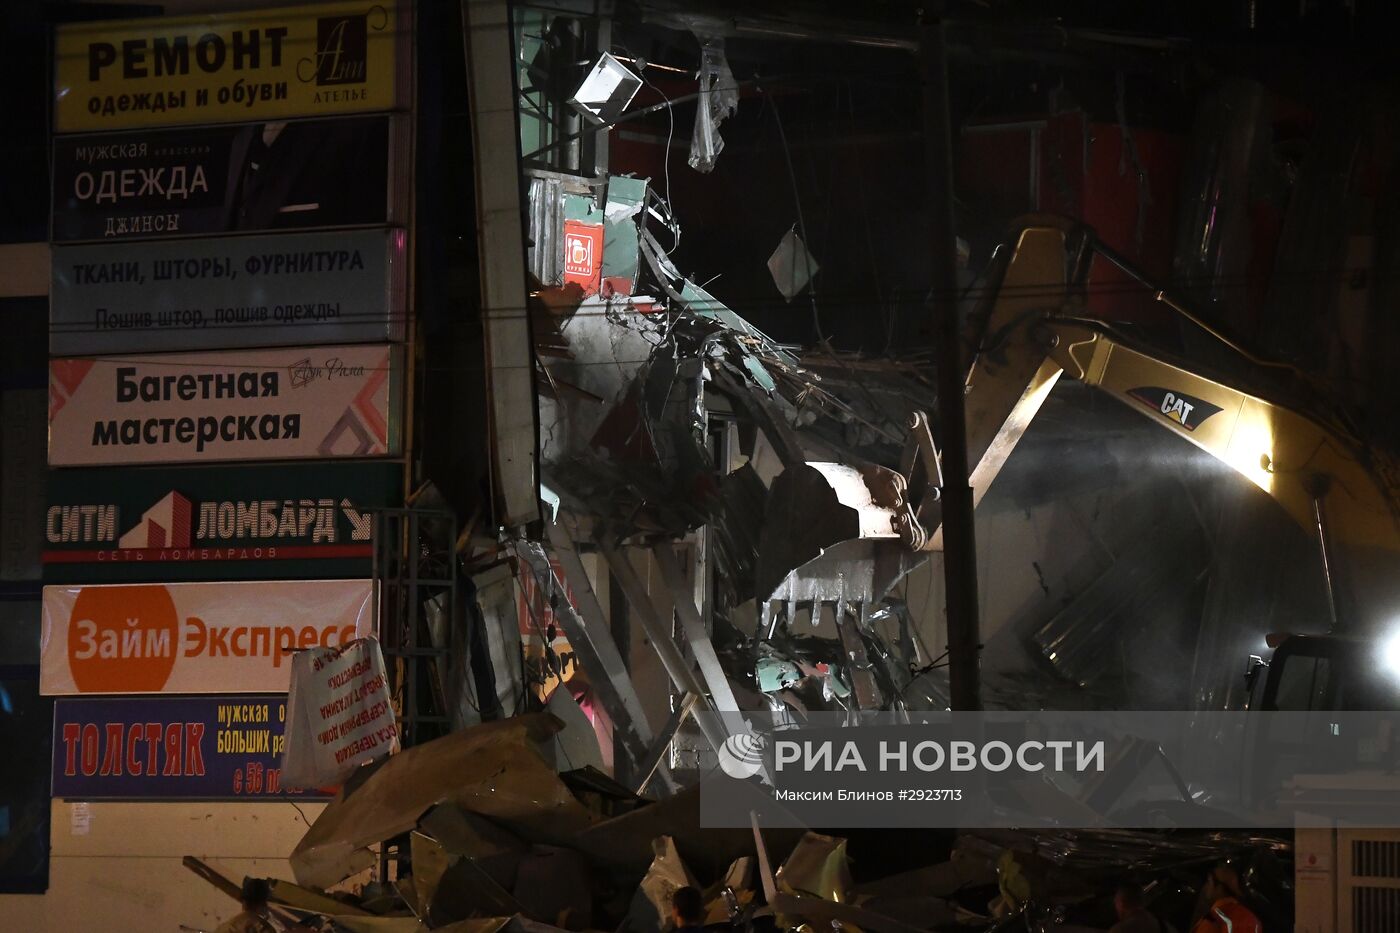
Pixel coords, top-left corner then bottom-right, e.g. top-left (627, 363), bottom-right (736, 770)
top-left (41, 579), bottom-right (374, 695)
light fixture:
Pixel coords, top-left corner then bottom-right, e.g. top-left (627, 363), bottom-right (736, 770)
top-left (568, 52), bottom-right (642, 125)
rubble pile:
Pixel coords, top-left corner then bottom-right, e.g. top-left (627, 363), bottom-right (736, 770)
top-left (188, 714), bottom-right (1292, 933)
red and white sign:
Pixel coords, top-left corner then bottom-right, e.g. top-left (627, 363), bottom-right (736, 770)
top-left (49, 344), bottom-right (402, 466)
top-left (281, 637), bottom-right (398, 789)
top-left (40, 580), bottom-right (375, 695)
top-left (563, 220), bottom-right (604, 295)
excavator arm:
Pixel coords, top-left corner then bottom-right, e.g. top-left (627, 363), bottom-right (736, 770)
top-left (947, 217), bottom-right (1400, 630)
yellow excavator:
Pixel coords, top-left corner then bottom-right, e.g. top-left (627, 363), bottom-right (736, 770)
top-left (946, 217), bottom-right (1400, 931)
top-left (951, 215), bottom-right (1400, 715)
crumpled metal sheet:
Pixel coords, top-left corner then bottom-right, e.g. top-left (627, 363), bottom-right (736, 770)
top-left (702, 856), bottom-right (756, 923)
top-left (420, 802), bottom-right (526, 861)
top-left (326, 919), bottom-right (426, 933)
top-left (432, 920), bottom-right (515, 933)
top-left (776, 831), bottom-right (854, 903)
top-left (290, 714), bottom-right (597, 889)
top-left (268, 878), bottom-right (372, 918)
top-left (623, 835), bottom-right (701, 933)
top-left (428, 851), bottom-right (526, 924)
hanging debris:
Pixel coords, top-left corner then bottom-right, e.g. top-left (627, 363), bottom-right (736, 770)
top-left (767, 226), bottom-right (821, 301)
top-left (688, 33), bottom-right (738, 173)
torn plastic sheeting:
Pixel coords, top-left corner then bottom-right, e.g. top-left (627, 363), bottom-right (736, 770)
top-left (290, 714), bottom-right (597, 890)
top-left (623, 835), bottom-right (701, 933)
top-left (776, 831), bottom-right (854, 903)
top-left (689, 34), bottom-right (738, 173)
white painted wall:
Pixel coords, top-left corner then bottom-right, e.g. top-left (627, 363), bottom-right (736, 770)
top-left (0, 799), bottom-right (324, 933)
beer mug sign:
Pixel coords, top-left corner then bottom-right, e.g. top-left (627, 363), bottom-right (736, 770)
top-left (562, 221), bottom-right (603, 295)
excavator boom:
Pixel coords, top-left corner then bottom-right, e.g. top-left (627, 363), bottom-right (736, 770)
top-left (952, 217), bottom-right (1400, 632)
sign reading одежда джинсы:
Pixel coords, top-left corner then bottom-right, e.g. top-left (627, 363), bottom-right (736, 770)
top-left (51, 116), bottom-right (406, 242)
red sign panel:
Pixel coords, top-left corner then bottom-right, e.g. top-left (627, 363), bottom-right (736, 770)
top-left (563, 221), bottom-right (604, 295)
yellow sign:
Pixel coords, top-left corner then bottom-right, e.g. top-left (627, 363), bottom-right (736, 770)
top-left (54, 1), bottom-right (407, 133)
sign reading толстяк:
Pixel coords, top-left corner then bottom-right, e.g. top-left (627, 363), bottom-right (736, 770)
top-left (51, 116), bottom-right (406, 242)
top-left (53, 1), bottom-right (409, 132)
top-left (49, 344), bottom-right (401, 466)
top-left (52, 694), bottom-right (333, 800)
top-left (43, 462), bottom-right (400, 582)
top-left (51, 229), bottom-right (406, 354)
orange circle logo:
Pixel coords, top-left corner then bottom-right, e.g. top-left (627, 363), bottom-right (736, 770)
top-left (68, 585), bottom-right (179, 692)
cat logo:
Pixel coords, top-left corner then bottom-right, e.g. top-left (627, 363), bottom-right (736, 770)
top-left (1126, 386), bottom-right (1223, 432)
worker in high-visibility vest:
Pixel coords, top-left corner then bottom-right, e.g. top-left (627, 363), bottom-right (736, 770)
top-left (1191, 863), bottom-right (1262, 933)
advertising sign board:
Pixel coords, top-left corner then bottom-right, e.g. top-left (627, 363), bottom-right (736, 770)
top-left (54, 1), bottom-right (409, 132)
top-left (40, 579), bottom-right (375, 695)
top-left (51, 229), bottom-right (407, 354)
top-left (49, 344), bottom-right (402, 467)
top-left (51, 115), bottom-right (407, 242)
top-left (52, 694), bottom-right (333, 800)
top-left (281, 637), bottom-right (397, 788)
top-left (43, 462), bottom-right (400, 581)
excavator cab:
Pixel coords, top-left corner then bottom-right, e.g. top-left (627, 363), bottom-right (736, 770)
top-left (1257, 634), bottom-right (1400, 712)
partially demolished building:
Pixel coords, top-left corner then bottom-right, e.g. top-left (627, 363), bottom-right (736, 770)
top-left (12, 0), bottom-right (1400, 930)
